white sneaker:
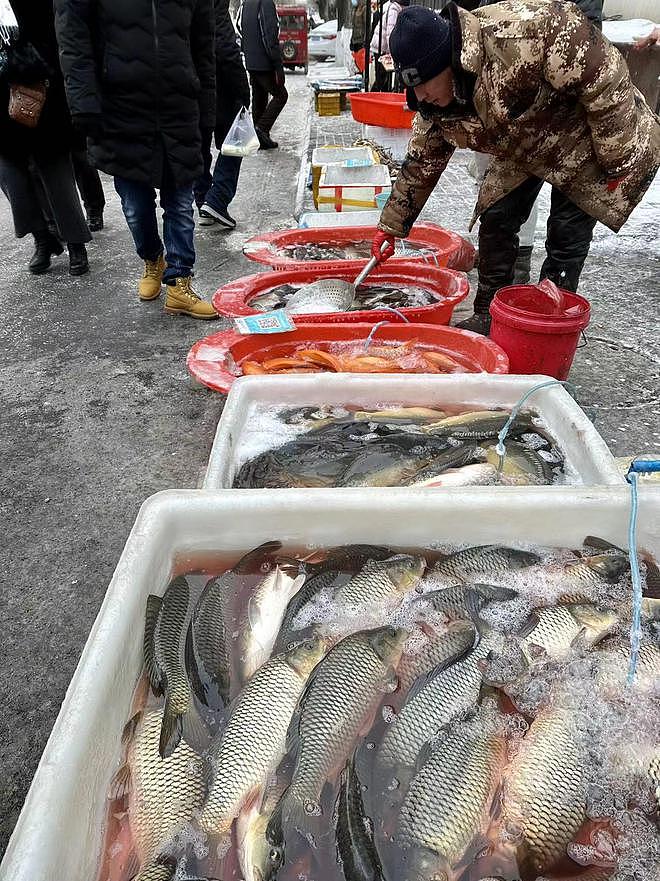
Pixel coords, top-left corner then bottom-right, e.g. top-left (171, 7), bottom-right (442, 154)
top-left (198, 209), bottom-right (215, 227)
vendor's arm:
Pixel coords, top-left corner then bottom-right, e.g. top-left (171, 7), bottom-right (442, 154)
top-left (54, 0), bottom-right (101, 118)
top-left (378, 114), bottom-right (455, 237)
top-left (541, 0), bottom-right (641, 179)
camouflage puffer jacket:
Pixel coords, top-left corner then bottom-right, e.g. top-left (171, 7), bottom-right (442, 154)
top-left (379, 0), bottom-right (660, 237)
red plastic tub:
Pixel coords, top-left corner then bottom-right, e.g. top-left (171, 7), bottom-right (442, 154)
top-left (349, 92), bottom-right (415, 128)
top-left (489, 282), bottom-right (590, 381)
top-left (243, 223), bottom-right (476, 272)
top-left (187, 323), bottom-right (510, 393)
top-left (211, 263), bottom-right (469, 325)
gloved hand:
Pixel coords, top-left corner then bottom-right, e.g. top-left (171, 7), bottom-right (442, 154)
top-left (72, 113), bottom-right (103, 139)
top-left (606, 175), bottom-right (626, 192)
top-left (274, 66), bottom-right (286, 87)
top-left (371, 230), bottom-right (396, 262)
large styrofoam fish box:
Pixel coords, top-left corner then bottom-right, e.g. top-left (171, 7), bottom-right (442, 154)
top-left (2, 486), bottom-right (659, 881)
top-left (202, 374), bottom-right (623, 490)
top-left (299, 208), bottom-right (382, 228)
top-left (317, 163), bottom-right (392, 212)
top-left (311, 145), bottom-right (379, 206)
top-left (363, 123), bottom-right (412, 160)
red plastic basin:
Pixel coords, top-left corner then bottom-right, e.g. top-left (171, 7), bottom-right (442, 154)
top-left (489, 284), bottom-right (591, 381)
top-left (349, 92), bottom-right (415, 128)
top-left (187, 323), bottom-right (510, 393)
top-left (243, 223), bottom-right (476, 272)
top-left (212, 263), bottom-right (469, 326)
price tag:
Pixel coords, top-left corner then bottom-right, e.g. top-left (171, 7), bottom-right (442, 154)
top-left (233, 309), bottom-right (296, 334)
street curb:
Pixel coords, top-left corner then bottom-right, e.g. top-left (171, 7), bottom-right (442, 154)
top-left (293, 89), bottom-right (314, 221)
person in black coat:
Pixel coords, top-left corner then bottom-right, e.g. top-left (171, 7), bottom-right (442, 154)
top-left (0, 0), bottom-right (91, 275)
top-left (54, 0), bottom-right (219, 319)
top-left (241, 0), bottom-right (288, 150)
top-left (194, 0), bottom-right (250, 229)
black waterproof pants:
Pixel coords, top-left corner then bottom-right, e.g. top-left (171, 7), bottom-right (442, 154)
top-left (475, 176), bottom-right (598, 313)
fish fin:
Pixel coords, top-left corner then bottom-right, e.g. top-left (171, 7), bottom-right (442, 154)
top-left (515, 609), bottom-right (540, 639)
top-left (644, 559), bottom-right (660, 598)
top-left (120, 711), bottom-right (142, 747)
top-left (247, 593), bottom-right (263, 636)
top-left (490, 780), bottom-right (505, 821)
top-left (465, 587), bottom-right (489, 645)
top-left (381, 665), bottom-right (399, 695)
top-left (144, 594), bottom-right (164, 696)
top-left (159, 700), bottom-right (184, 759)
top-left (109, 762), bottom-right (132, 801)
top-left (185, 621), bottom-right (209, 708)
top-left (123, 849), bottom-right (141, 881)
top-left (583, 535), bottom-right (626, 555)
top-left (234, 541), bottom-right (283, 574)
top-left (406, 641), bottom-right (474, 704)
top-left (182, 698), bottom-right (212, 755)
top-left (289, 572), bottom-right (307, 597)
top-left (454, 832), bottom-right (493, 871)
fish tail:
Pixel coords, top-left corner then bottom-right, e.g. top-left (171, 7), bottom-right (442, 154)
top-left (159, 700), bottom-right (184, 759)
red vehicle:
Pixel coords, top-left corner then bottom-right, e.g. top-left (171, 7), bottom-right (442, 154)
top-left (277, 5), bottom-right (308, 74)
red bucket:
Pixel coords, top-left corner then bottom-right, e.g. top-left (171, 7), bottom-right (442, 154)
top-left (489, 280), bottom-right (590, 380)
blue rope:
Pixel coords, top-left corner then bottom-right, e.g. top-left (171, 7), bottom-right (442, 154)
top-left (363, 311), bottom-right (410, 351)
top-left (625, 458), bottom-right (660, 686)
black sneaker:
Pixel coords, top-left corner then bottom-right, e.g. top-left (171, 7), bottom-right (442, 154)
top-left (256, 127), bottom-right (278, 150)
top-left (200, 203), bottom-right (237, 230)
top-left (455, 313), bottom-right (492, 335)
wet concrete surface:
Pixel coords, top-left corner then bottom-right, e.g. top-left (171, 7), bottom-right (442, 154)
top-left (1, 63), bottom-right (659, 855)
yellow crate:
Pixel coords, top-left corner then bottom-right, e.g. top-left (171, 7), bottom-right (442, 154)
top-left (316, 92), bottom-right (341, 116)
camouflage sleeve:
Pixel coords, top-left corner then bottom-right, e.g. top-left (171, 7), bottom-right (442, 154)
top-left (541, 0), bottom-right (640, 178)
top-left (378, 114), bottom-right (455, 238)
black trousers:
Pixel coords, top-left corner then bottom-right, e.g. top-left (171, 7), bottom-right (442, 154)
top-left (249, 70), bottom-right (288, 134)
top-left (0, 151), bottom-right (91, 243)
top-left (72, 149), bottom-right (105, 214)
top-left (475, 176), bottom-right (597, 313)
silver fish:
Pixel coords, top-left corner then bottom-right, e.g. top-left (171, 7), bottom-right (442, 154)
top-left (397, 621), bottom-right (476, 694)
top-left (199, 638), bottom-right (327, 838)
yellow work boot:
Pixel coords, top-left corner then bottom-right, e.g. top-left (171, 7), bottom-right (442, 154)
top-left (138, 254), bottom-right (166, 301)
top-left (164, 276), bottom-right (218, 319)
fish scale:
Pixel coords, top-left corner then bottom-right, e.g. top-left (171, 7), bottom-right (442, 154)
top-left (397, 622), bottom-right (475, 694)
top-left (433, 545), bottom-right (540, 583)
top-left (394, 705), bottom-right (506, 879)
top-left (117, 707), bottom-right (206, 879)
top-left (522, 605), bottom-right (582, 659)
top-left (270, 627), bottom-right (407, 836)
top-left (416, 582), bottom-right (518, 623)
top-left (199, 640), bottom-right (326, 837)
top-left (376, 632), bottom-right (500, 779)
top-left (503, 707), bottom-right (586, 875)
top-left (334, 555), bottom-right (425, 606)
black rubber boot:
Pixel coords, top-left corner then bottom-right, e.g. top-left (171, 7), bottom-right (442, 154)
top-left (513, 245), bottom-right (533, 285)
top-left (87, 209), bottom-right (104, 232)
top-left (456, 312), bottom-right (492, 335)
top-left (68, 243), bottom-right (89, 276)
top-left (29, 230), bottom-right (64, 275)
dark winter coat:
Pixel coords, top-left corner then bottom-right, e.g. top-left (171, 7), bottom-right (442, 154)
top-left (54, 0), bottom-right (216, 189)
top-left (351, 0), bottom-right (367, 51)
top-left (241, 0), bottom-right (283, 72)
top-left (215, 0), bottom-right (250, 112)
top-left (0, 0), bottom-right (75, 159)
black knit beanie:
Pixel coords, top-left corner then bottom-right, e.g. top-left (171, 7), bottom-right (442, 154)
top-left (390, 6), bottom-right (452, 87)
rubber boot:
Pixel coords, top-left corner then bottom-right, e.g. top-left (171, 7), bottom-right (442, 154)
top-left (68, 243), bottom-right (89, 276)
top-left (455, 288), bottom-right (494, 336)
top-left (513, 245), bottom-right (533, 285)
top-left (29, 230), bottom-right (64, 274)
top-left (87, 209), bottom-right (104, 232)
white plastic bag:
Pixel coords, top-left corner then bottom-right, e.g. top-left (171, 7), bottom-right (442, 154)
top-left (221, 106), bottom-right (260, 157)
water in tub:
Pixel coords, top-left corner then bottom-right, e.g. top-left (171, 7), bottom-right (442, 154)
top-left (231, 403), bottom-right (577, 489)
top-left (97, 538), bottom-right (660, 881)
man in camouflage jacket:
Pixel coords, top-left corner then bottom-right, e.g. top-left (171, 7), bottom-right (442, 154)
top-left (373, 0), bottom-right (660, 333)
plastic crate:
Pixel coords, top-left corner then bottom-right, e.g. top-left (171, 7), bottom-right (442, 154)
top-left (317, 163), bottom-right (392, 212)
top-left (316, 91), bottom-right (341, 116)
top-left (3, 486), bottom-right (657, 881)
top-left (202, 374), bottom-right (624, 489)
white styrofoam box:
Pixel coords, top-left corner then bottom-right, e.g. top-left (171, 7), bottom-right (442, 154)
top-left (299, 209), bottom-right (383, 228)
top-left (3, 486), bottom-right (660, 881)
top-left (363, 123), bottom-right (412, 160)
top-left (602, 18), bottom-right (656, 44)
top-left (317, 162), bottom-right (392, 212)
top-left (202, 374), bottom-right (623, 490)
top-left (311, 145), bottom-right (378, 168)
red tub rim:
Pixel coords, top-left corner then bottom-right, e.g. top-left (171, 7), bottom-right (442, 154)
top-left (348, 91), bottom-right (415, 128)
top-left (242, 222), bottom-right (476, 272)
top-left (187, 322), bottom-right (510, 393)
top-left (211, 262), bottom-right (469, 325)
top-left (490, 285), bottom-right (591, 335)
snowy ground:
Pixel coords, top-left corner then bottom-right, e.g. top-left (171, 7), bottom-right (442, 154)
top-left (0, 62), bottom-right (659, 854)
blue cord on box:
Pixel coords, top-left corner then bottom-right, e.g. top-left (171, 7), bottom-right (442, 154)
top-left (626, 458), bottom-right (660, 685)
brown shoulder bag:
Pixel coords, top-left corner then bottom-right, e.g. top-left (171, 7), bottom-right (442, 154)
top-left (8, 80), bottom-right (47, 128)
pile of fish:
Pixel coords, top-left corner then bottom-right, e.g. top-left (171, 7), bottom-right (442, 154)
top-left (249, 283), bottom-right (436, 314)
top-left (239, 342), bottom-right (475, 378)
top-left (278, 241), bottom-right (428, 262)
top-left (233, 406), bottom-right (565, 488)
top-left (99, 537), bottom-right (660, 881)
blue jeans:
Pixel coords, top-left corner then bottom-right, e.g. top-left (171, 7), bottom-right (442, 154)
top-left (114, 177), bottom-right (195, 283)
top-left (194, 104), bottom-right (242, 212)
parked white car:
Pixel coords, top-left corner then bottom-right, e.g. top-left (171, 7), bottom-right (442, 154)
top-left (308, 19), bottom-right (337, 60)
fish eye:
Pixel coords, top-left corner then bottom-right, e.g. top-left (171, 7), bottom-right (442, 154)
top-left (261, 561), bottom-right (273, 573)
